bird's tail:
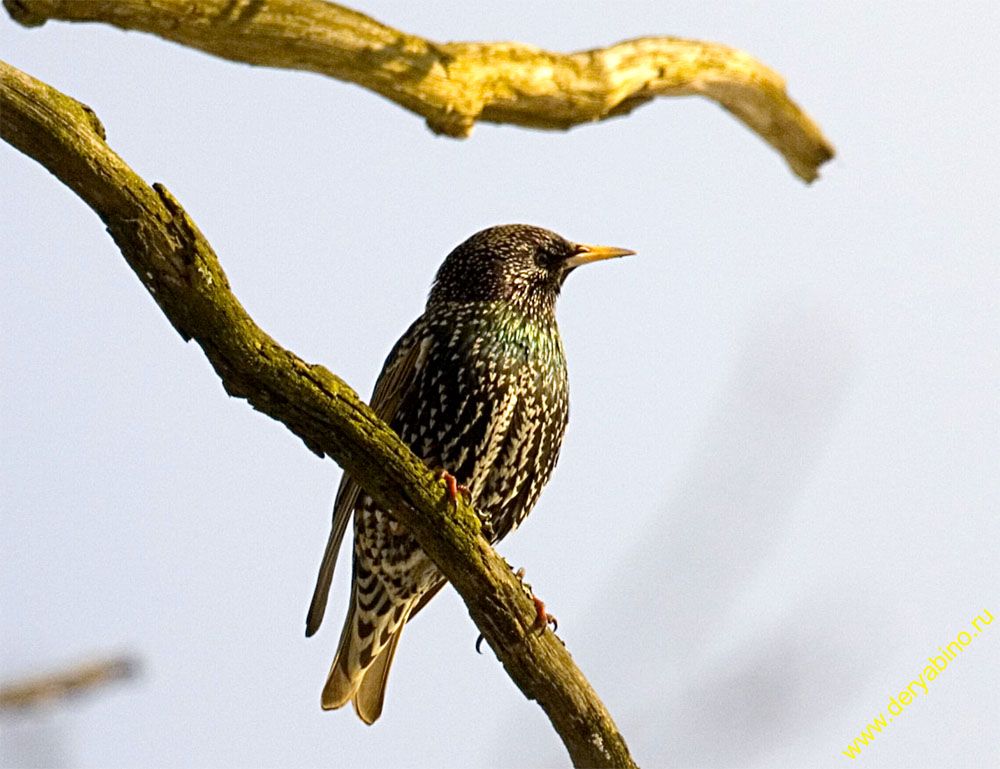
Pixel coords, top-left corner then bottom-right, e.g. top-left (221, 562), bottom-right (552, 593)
top-left (321, 579), bottom-right (417, 724)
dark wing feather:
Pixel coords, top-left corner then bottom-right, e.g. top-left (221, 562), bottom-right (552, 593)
top-left (305, 325), bottom-right (431, 636)
top-left (305, 472), bottom-right (361, 636)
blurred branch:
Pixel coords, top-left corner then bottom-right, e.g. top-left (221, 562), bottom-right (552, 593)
top-left (0, 655), bottom-right (138, 710)
top-left (4, 0), bottom-right (834, 181)
top-left (0, 60), bottom-right (638, 769)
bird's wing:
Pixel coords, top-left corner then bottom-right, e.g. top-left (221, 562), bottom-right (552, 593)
top-left (305, 473), bottom-right (360, 637)
top-left (305, 329), bottom-right (431, 637)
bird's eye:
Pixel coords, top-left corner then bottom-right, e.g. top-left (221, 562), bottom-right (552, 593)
top-left (534, 246), bottom-right (559, 269)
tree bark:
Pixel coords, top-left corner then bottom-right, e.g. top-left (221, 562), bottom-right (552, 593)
top-left (0, 59), bottom-right (639, 769)
top-left (4, 0), bottom-right (834, 182)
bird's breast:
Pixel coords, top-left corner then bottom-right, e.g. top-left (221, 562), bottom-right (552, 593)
top-left (395, 304), bottom-right (568, 515)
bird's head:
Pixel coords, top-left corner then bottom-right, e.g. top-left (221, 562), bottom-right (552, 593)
top-left (428, 224), bottom-right (634, 317)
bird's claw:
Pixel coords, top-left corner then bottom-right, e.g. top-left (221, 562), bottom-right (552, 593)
top-left (514, 567), bottom-right (557, 635)
top-left (439, 469), bottom-right (471, 506)
top-left (530, 595), bottom-right (557, 634)
top-left (474, 596), bottom-right (556, 655)
top-left (475, 565), bottom-right (559, 655)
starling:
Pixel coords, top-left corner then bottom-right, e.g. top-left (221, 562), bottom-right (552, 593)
top-left (306, 224), bottom-right (633, 723)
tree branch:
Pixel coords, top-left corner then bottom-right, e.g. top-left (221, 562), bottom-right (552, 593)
top-left (0, 59), bottom-right (638, 769)
top-left (4, 0), bottom-right (834, 182)
top-left (0, 655), bottom-right (139, 710)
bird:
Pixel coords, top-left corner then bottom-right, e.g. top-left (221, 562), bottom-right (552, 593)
top-left (305, 224), bottom-right (633, 723)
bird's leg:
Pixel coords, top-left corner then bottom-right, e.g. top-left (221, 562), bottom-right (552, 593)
top-left (513, 567), bottom-right (558, 634)
top-left (531, 596), bottom-right (556, 633)
top-left (438, 469), bottom-right (471, 507)
top-left (476, 566), bottom-right (558, 653)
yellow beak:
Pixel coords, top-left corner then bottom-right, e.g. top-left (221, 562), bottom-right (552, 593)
top-left (563, 243), bottom-right (636, 269)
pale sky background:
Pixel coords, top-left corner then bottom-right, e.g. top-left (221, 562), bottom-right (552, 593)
top-left (2, 2), bottom-right (998, 767)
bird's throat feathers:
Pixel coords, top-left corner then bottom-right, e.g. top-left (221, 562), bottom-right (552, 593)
top-left (437, 298), bottom-right (560, 342)
top-left (419, 300), bottom-right (566, 374)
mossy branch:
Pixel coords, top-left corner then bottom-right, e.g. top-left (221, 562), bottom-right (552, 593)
top-left (4, 0), bottom-right (834, 181)
top-left (0, 59), bottom-right (638, 769)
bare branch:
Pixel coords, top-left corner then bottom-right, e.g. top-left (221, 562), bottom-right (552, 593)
top-left (0, 655), bottom-right (139, 710)
top-left (0, 59), bottom-right (638, 769)
top-left (4, 0), bottom-right (834, 181)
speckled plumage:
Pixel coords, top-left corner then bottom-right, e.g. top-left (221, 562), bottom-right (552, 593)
top-left (305, 224), bottom-right (632, 723)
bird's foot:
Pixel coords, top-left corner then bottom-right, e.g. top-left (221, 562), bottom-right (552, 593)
top-left (475, 567), bottom-right (558, 653)
top-left (530, 595), bottom-right (557, 634)
top-left (512, 567), bottom-right (557, 635)
top-left (439, 469), bottom-right (471, 507)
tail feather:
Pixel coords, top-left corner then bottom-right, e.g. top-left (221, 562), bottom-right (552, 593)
top-left (321, 582), bottom-right (416, 722)
top-left (353, 628), bottom-right (403, 724)
top-left (320, 596), bottom-right (360, 711)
